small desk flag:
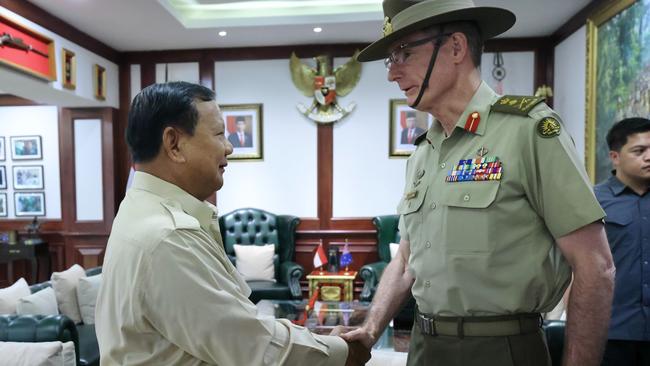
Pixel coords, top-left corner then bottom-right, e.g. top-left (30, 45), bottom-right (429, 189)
top-left (340, 240), bottom-right (352, 268)
top-left (313, 241), bottom-right (327, 269)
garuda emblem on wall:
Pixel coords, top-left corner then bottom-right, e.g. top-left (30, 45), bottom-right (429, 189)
top-left (289, 51), bottom-right (362, 124)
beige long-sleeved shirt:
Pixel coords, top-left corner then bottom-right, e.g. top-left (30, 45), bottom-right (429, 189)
top-left (95, 172), bottom-right (348, 365)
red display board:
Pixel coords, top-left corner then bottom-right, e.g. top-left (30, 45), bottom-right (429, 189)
top-left (0, 15), bottom-right (56, 81)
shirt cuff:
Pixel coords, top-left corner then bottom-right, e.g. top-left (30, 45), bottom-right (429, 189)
top-left (312, 334), bottom-right (348, 366)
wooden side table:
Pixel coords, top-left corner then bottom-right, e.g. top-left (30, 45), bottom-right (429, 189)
top-left (0, 241), bottom-right (50, 284)
top-left (307, 270), bottom-right (357, 302)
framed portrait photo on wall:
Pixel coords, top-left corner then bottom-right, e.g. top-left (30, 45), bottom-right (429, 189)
top-left (10, 135), bottom-right (42, 160)
top-left (14, 192), bottom-right (45, 217)
top-left (0, 137), bottom-right (5, 161)
top-left (0, 193), bottom-right (7, 217)
top-left (586, 0), bottom-right (649, 183)
top-left (0, 166), bottom-right (6, 189)
top-left (389, 99), bottom-right (433, 157)
top-left (13, 165), bottom-right (44, 190)
top-left (220, 103), bottom-right (263, 160)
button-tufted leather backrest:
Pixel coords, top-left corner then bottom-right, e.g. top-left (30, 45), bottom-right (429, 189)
top-left (372, 215), bottom-right (401, 263)
top-left (219, 208), bottom-right (300, 265)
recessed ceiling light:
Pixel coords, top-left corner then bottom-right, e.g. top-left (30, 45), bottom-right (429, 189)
top-left (218, 31), bottom-right (227, 37)
top-left (313, 27), bottom-right (322, 33)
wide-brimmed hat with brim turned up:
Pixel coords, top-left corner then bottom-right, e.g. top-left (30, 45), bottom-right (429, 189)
top-left (358, 0), bottom-right (516, 62)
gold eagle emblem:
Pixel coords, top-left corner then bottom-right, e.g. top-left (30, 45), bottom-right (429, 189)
top-left (290, 51), bottom-right (362, 124)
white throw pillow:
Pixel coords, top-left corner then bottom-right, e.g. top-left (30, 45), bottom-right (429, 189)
top-left (0, 278), bottom-right (30, 314)
top-left (76, 274), bottom-right (102, 324)
top-left (389, 243), bottom-right (400, 260)
top-left (234, 244), bottom-right (276, 282)
top-left (0, 341), bottom-right (76, 366)
top-left (16, 287), bottom-right (59, 316)
top-left (50, 264), bottom-right (86, 324)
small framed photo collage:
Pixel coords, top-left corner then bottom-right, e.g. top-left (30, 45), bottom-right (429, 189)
top-left (0, 135), bottom-right (46, 218)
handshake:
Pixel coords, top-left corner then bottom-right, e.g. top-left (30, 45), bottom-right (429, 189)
top-left (331, 326), bottom-right (374, 366)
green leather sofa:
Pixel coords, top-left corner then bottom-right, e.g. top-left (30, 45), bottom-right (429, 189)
top-left (359, 215), bottom-right (415, 329)
top-left (219, 208), bottom-right (304, 303)
top-left (0, 267), bottom-right (101, 366)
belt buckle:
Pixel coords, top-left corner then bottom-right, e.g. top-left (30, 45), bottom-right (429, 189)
top-left (419, 313), bottom-right (437, 336)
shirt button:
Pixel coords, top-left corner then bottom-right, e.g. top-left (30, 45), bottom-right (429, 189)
top-left (425, 241), bottom-right (432, 248)
top-left (463, 194), bottom-right (471, 201)
top-left (424, 281), bottom-right (431, 288)
top-left (440, 163), bottom-right (446, 169)
top-left (645, 261), bottom-right (649, 265)
top-left (431, 202), bottom-right (437, 209)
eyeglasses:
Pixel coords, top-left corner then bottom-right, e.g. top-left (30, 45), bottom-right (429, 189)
top-left (384, 33), bottom-right (452, 69)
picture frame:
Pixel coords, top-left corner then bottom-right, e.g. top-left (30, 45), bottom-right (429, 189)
top-left (220, 103), bottom-right (264, 160)
top-left (0, 136), bottom-right (5, 161)
top-left (10, 135), bottom-right (42, 160)
top-left (389, 99), bottom-right (433, 157)
top-left (12, 165), bottom-right (44, 190)
top-left (0, 193), bottom-right (7, 217)
top-left (62, 48), bottom-right (76, 90)
top-left (0, 166), bottom-right (6, 189)
top-left (14, 192), bottom-right (46, 217)
top-left (586, 0), bottom-right (647, 183)
top-left (93, 64), bottom-right (107, 100)
top-left (0, 14), bottom-right (56, 81)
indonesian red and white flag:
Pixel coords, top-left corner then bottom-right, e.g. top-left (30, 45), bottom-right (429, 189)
top-left (313, 242), bottom-right (328, 269)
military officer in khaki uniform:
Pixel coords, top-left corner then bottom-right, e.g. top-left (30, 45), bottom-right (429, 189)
top-left (340, 1), bottom-right (615, 365)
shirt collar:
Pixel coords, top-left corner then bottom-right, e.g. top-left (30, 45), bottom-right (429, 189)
top-left (452, 81), bottom-right (498, 136)
top-left (606, 175), bottom-right (628, 196)
top-left (131, 171), bottom-right (218, 229)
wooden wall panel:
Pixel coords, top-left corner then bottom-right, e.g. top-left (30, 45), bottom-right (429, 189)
top-left (67, 235), bottom-right (107, 270)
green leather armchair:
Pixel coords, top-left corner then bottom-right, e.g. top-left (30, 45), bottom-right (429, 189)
top-left (0, 267), bottom-right (102, 366)
top-left (360, 215), bottom-right (415, 329)
top-left (219, 208), bottom-right (303, 303)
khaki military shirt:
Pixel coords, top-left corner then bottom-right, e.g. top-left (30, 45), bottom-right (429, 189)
top-left (398, 82), bottom-right (605, 317)
top-left (96, 172), bottom-right (347, 365)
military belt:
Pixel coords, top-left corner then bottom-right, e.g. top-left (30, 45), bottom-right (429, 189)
top-left (416, 310), bottom-right (542, 337)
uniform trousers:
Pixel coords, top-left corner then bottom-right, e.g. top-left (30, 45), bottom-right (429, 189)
top-left (601, 340), bottom-right (650, 366)
top-left (406, 319), bottom-right (551, 366)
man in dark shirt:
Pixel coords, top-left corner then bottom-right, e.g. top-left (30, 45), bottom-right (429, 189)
top-left (595, 117), bottom-right (650, 366)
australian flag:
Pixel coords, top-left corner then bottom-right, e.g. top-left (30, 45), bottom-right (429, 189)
top-left (340, 240), bottom-right (352, 268)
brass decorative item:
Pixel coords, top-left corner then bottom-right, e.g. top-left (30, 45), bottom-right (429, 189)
top-left (61, 48), bottom-right (76, 90)
top-left (290, 51), bottom-right (362, 124)
top-left (93, 64), bottom-right (106, 100)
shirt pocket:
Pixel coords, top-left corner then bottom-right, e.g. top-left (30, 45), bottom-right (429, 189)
top-left (604, 211), bottom-right (633, 252)
top-left (440, 181), bottom-right (500, 254)
top-left (397, 186), bottom-right (429, 235)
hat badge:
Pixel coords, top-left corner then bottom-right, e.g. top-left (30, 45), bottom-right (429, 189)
top-left (382, 16), bottom-right (393, 37)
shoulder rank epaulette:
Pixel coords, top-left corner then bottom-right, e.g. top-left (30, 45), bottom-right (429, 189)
top-left (491, 95), bottom-right (545, 116)
top-left (413, 131), bottom-right (428, 145)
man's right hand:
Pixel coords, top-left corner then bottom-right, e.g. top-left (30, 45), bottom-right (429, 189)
top-left (345, 340), bottom-right (371, 366)
top-left (339, 326), bottom-right (377, 349)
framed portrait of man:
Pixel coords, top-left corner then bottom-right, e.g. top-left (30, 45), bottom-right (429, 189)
top-left (389, 99), bottom-right (433, 157)
top-left (220, 103), bottom-right (263, 160)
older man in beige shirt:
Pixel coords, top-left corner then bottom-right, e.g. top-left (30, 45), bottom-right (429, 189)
top-left (95, 81), bottom-right (370, 366)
